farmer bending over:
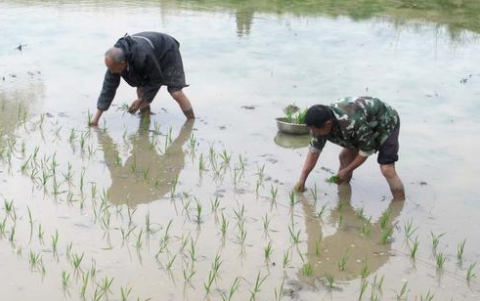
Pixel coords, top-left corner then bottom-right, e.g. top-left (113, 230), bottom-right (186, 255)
top-left (295, 96), bottom-right (405, 201)
top-left (89, 32), bottom-right (194, 126)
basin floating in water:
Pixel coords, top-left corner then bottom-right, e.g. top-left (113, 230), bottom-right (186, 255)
top-left (276, 117), bottom-right (309, 135)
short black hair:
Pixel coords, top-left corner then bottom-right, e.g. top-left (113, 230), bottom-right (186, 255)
top-left (304, 105), bottom-right (334, 128)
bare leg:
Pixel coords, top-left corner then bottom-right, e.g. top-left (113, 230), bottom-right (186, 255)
top-left (338, 148), bottom-right (358, 183)
top-left (170, 90), bottom-right (195, 119)
top-left (380, 163), bottom-right (405, 201)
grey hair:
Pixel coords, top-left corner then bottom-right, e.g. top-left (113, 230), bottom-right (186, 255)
top-left (105, 47), bottom-right (125, 64)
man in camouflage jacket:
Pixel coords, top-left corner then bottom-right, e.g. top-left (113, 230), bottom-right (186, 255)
top-left (89, 32), bottom-right (194, 126)
top-left (295, 96), bottom-right (405, 200)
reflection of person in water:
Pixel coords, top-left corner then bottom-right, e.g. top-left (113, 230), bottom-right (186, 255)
top-left (96, 118), bottom-right (194, 206)
top-left (298, 184), bottom-right (404, 281)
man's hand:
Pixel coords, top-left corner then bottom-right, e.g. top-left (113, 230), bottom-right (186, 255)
top-left (88, 109), bottom-right (104, 127)
top-left (294, 181), bottom-right (306, 192)
top-left (128, 99), bottom-right (149, 114)
top-left (337, 168), bottom-right (352, 184)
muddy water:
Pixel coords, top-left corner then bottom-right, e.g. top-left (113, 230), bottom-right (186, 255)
top-left (1, 0), bottom-right (480, 300)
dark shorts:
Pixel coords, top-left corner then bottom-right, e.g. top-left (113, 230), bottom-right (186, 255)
top-left (377, 120), bottom-right (400, 165)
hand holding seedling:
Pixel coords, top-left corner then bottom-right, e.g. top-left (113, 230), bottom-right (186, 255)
top-left (88, 109), bottom-right (104, 127)
top-left (294, 181), bottom-right (306, 192)
top-left (128, 99), bottom-right (149, 114)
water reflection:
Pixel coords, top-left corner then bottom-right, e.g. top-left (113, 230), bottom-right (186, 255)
top-left (96, 118), bottom-right (194, 206)
top-left (297, 184), bottom-right (404, 282)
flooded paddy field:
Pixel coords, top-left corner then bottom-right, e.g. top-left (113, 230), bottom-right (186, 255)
top-left (1, 0), bottom-right (480, 300)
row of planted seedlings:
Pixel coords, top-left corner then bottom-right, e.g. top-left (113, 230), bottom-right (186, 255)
top-left (0, 113), bottom-right (202, 300)
top-left (2, 111), bottom-right (478, 300)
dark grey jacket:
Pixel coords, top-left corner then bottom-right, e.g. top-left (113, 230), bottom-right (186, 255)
top-left (97, 32), bottom-right (187, 111)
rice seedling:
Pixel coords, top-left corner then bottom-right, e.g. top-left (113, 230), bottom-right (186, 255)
top-left (68, 128), bottom-right (77, 143)
top-left (309, 183), bottom-right (318, 201)
top-left (90, 260), bottom-right (97, 279)
top-left (315, 240), bottom-right (321, 256)
top-left (457, 239), bottom-right (466, 262)
top-left (326, 175), bottom-right (340, 184)
top-left (256, 164), bottom-right (265, 182)
top-left (338, 252), bottom-right (349, 271)
top-left (318, 204), bottom-right (328, 219)
top-left (121, 225), bottom-right (137, 241)
top-left (393, 281), bottom-right (408, 301)
top-left (3, 198), bottom-right (14, 215)
top-left (431, 231), bottom-right (445, 254)
top-left (301, 263), bottom-right (314, 277)
top-left (87, 110), bottom-right (93, 124)
top-left (221, 277), bottom-right (241, 301)
top-left (289, 190), bottom-right (296, 207)
top-left (51, 230), bottom-right (59, 253)
top-left (264, 241), bottom-right (273, 261)
top-left (233, 204), bottom-right (245, 221)
top-left (38, 224), bottom-right (44, 243)
top-left (237, 222), bottom-right (247, 244)
top-left (403, 219), bottom-right (418, 240)
top-left (372, 274), bottom-right (385, 295)
top-left (270, 185), bottom-right (278, 201)
top-left (79, 131), bottom-right (89, 150)
top-left (249, 271), bottom-right (268, 301)
top-left (288, 224), bottom-right (300, 244)
top-left (62, 271), bottom-right (70, 288)
top-left (195, 199), bottom-right (203, 223)
top-left (325, 273), bottom-right (335, 288)
top-left (379, 209), bottom-right (391, 230)
top-left (72, 252), bottom-right (84, 270)
top-left (361, 263), bottom-right (370, 279)
top-left (355, 207), bottom-right (365, 220)
top-left (0, 217), bottom-right (7, 237)
top-left (127, 207), bottom-right (137, 226)
top-left (136, 229), bottom-right (143, 249)
top-left (210, 196), bottom-right (220, 213)
top-left (467, 263), bottom-right (476, 282)
top-left (80, 273), bottom-right (89, 298)
top-left (21, 155), bottom-right (32, 173)
top-left (79, 170), bottom-right (85, 193)
top-left (9, 226), bottom-right (15, 242)
top-left (410, 237), bottom-right (419, 260)
top-left (100, 276), bottom-right (114, 294)
top-left (29, 250), bottom-right (42, 268)
top-left (359, 280), bottom-right (369, 300)
top-left (66, 242), bottom-right (73, 260)
top-left (380, 228), bottom-right (393, 245)
top-left (436, 252), bottom-right (446, 270)
top-left (203, 269), bottom-right (216, 295)
top-left (262, 214), bottom-right (271, 233)
top-left (236, 154), bottom-right (245, 171)
top-left (420, 291), bottom-right (434, 301)
top-left (130, 152), bottom-right (137, 173)
top-left (198, 154), bottom-right (208, 171)
top-left (188, 133), bottom-right (196, 149)
top-left (283, 251), bottom-right (291, 268)
top-left (188, 238), bottom-right (196, 262)
top-left (219, 149), bottom-right (231, 166)
top-left (255, 180), bottom-right (262, 196)
top-left (183, 267), bottom-right (195, 283)
top-left (121, 285), bottom-right (133, 301)
top-left (92, 288), bottom-right (104, 301)
top-left (39, 113), bottom-right (46, 129)
top-left (220, 213), bottom-right (229, 237)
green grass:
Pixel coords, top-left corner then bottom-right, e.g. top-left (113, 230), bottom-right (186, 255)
top-left (457, 239), bottom-right (466, 261)
top-left (467, 263), bottom-right (476, 282)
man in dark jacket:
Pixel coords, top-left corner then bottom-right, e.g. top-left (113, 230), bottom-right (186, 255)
top-left (89, 32), bottom-right (194, 126)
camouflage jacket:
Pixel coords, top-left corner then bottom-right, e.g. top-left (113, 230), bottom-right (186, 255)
top-left (310, 97), bottom-right (399, 157)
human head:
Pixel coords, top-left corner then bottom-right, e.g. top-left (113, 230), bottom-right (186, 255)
top-left (304, 104), bottom-right (334, 135)
top-left (104, 47), bottom-right (126, 74)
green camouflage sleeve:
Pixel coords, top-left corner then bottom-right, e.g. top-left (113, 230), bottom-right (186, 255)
top-left (309, 135), bottom-right (326, 154)
top-left (355, 123), bottom-right (376, 157)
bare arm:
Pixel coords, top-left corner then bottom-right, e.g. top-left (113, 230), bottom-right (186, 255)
top-left (295, 150), bottom-right (320, 191)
